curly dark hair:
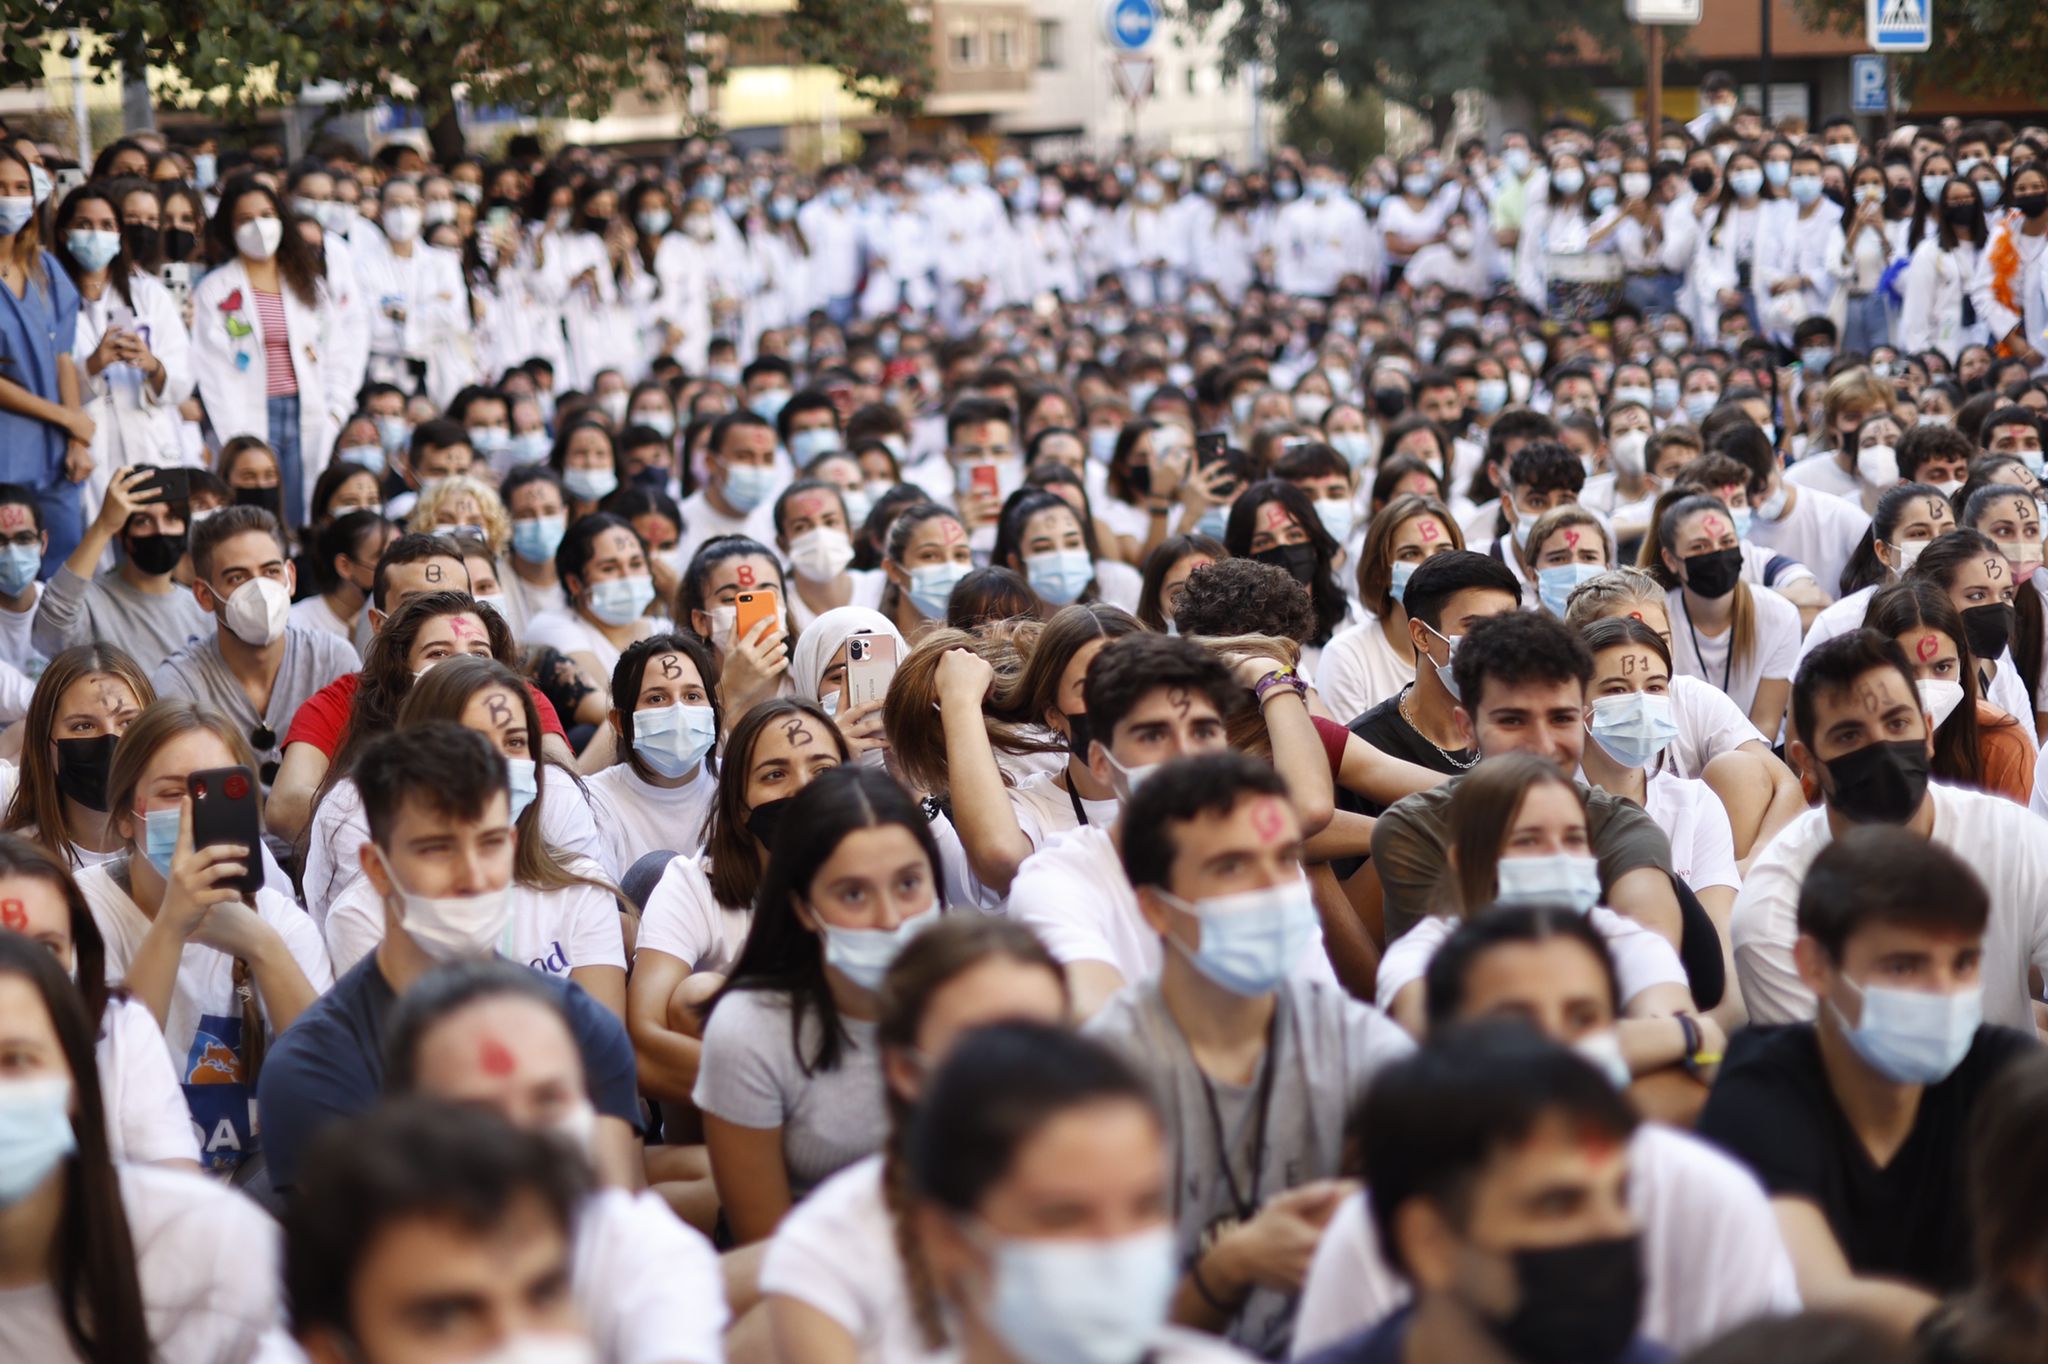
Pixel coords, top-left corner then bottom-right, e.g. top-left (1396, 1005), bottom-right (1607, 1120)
top-left (1172, 556), bottom-right (1316, 644)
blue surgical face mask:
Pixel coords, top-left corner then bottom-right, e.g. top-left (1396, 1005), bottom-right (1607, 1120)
top-left (508, 430), bottom-right (552, 464)
top-left (1586, 691), bottom-right (1680, 770)
top-left (142, 805), bottom-right (179, 877)
top-left (789, 427), bottom-right (843, 463)
top-left (1510, 508), bottom-right (1543, 551)
top-left (1495, 852), bottom-right (1602, 914)
top-left (1423, 622), bottom-right (1461, 699)
top-left (1831, 977), bottom-right (1983, 1085)
top-left (907, 560), bottom-right (970, 618)
top-left (1538, 562), bottom-right (1608, 616)
top-left (750, 387), bottom-right (792, 423)
top-left (820, 908), bottom-right (936, 990)
top-left (1087, 427), bottom-right (1119, 464)
top-left (0, 1077), bottom-right (75, 1206)
top-left (1025, 548), bottom-right (1094, 607)
top-left (1651, 377), bottom-right (1680, 412)
top-left (1730, 506), bottom-right (1754, 539)
top-left (338, 443), bottom-right (386, 474)
top-left (723, 461), bottom-right (776, 512)
top-left (1161, 878), bottom-right (1319, 996)
top-left (66, 229), bottom-right (122, 272)
top-left (0, 541), bottom-right (40, 596)
top-left (0, 198), bottom-right (35, 238)
top-left (506, 757), bottom-right (538, 824)
top-left (1475, 378), bottom-right (1509, 415)
top-left (631, 409), bottom-right (676, 438)
top-left (585, 574), bottom-right (655, 626)
top-left (1196, 505), bottom-right (1230, 540)
top-left (512, 514), bottom-right (567, 564)
top-left (562, 467), bottom-right (618, 503)
top-left (1387, 558), bottom-right (1418, 608)
top-left (633, 702), bottom-right (718, 779)
top-left (979, 1224), bottom-right (1179, 1364)
top-left (1329, 431), bottom-right (1371, 468)
top-left (1682, 391), bottom-right (1718, 423)
top-left (1313, 497), bottom-right (1355, 545)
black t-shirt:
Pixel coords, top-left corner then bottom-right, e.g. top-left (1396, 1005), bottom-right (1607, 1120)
top-left (1696, 1022), bottom-right (2035, 1291)
top-left (1331, 686), bottom-right (1478, 879)
top-left (256, 954), bottom-right (642, 1193)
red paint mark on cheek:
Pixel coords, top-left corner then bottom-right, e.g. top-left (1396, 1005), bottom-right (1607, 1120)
top-left (0, 900), bottom-right (25, 931)
top-left (1249, 797), bottom-right (1287, 843)
top-left (480, 1038), bottom-right (516, 1076)
top-left (1417, 519), bottom-right (1442, 543)
top-left (1917, 634), bottom-right (1940, 662)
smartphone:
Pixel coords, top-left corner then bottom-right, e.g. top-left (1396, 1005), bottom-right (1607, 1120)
top-left (486, 205), bottom-right (515, 231)
top-left (733, 587), bottom-right (781, 645)
top-left (158, 261), bottom-right (191, 306)
top-left (133, 466), bottom-right (191, 503)
top-left (1196, 431), bottom-right (1229, 470)
top-left (844, 633), bottom-right (899, 707)
top-left (53, 167), bottom-right (86, 201)
top-left (187, 766), bottom-right (263, 896)
top-left (969, 463), bottom-right (1001, 500)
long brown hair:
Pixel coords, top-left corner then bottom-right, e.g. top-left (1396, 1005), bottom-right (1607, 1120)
top-left (1357, 493), bottom-right (1464, 616)
top-left (0, 934), bottom-right (151, 1364)
top-left (3, 645), bottom-right (156, 865)
top-left (1641, 490), bottom-right (1755, 671)
top-left (876, 917), bottom-right (1067, 1350)
top-left (397, 657), bottom-right (621, 905)
top-left (1863, 580), bottom-right (1993, 787)
top-left (705, 697), bottom-right (850, 910)
top-left (0, 831), bottom-right (113, 1026)
top-left (0, 145), bottom-right (48, 290)
top-left (880, 626), bottom-right (1048, 796)
top-left (205, 173), bottom-right (321, 306)
top-left (106, 700), bottom-right (269, 1080)
top-left (1444, 753), bottom-right (1584, 917)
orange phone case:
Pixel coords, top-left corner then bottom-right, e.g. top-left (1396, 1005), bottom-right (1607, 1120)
top-left (733, 587), bottom-right (780, 643)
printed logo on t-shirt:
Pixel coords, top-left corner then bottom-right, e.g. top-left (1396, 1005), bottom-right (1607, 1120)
top-left (183, 1012), bottom-right (256, 1172)
top-left (529, 939), bottom-right (570, 975)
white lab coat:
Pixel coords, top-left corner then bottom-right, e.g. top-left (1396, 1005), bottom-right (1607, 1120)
top-left (189, 259), bottom-right (346, 516)
top-left (1897, 235), bottom-right (1986, 360)
top-left (638, 233), bottom-right (713, 373)
top-left (352, 234), bottom-right (476, 405)
top-left (1968, 213), bottom-right (2048, 373)
top-left (1755, 199), bottom-right (1844, 342)
top-left (75, 271), bottom-right (195, 473)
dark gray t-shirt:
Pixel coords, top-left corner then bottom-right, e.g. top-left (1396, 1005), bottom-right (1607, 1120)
top-left (1087, 978), bottom-right (1414, 1358)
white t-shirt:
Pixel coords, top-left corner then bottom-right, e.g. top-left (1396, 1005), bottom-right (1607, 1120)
top-left (1095, 558), bottom-right (1143, 615)
top-left (636, 853), bottom-right (751, 976)
top-left (525, 606), bottom-right (677, 676)
top-left (572, 1188), bottom-right (728, 1364)
top-left (1375, 907), bottom-right (1688, 1011)
top-left (1008, 826), bottom-right (1339, 991)
top-left (81, 865), bottom-right (333, 1172)
top-left (787, 569), bottom-right (887, 633)
top-left (1007, 769), bottom-right (1121, 853)
top-left (1665, 583), bottom-right (1801, 722)
top-left (0, 1165), bottom-right (282, 1364)
top-left (1749, 483), bottom-right (1871, 601)
top-left (761, 1155), bottom-right (948, 1364)
top-left (303, 772), bottom-right (606, 927)
top-left (1660, 674), bottom-right (1767, 780)
top-left (98, 994), bottom-right (202, 1165)
top-left (678, 487), bottom-right (779, 567)
top-left (584, 760), bottom-right (718, 879)
top-left (1642, 770), bottom-right (1741, 893)
top-left (1796, 582), bottom-right (1877, 664)
top-left (1732, 783), bottom-right (2048, 1027)
top-left (1783, 449), bottom-right (1862, 501)
top-left (1288, 1124), bottom-right (1801, 1359)
top-left (0, 584), bottom-right (44, 675)
top-left (1315, 614), bottom-right (1416, 726)
top-left (285, 593), bottom-right (359, 655)
top-left (323, 859), bottom-right (625, 978)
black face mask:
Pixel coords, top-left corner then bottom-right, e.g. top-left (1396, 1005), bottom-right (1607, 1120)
top-left (124, 530), bottom-right (186, 576)
top-left (1062, 710), bottom-right (1092, 761)
top-left (1252, 542), bottom-right (1319, 587)
top-left (746, 797), bottom-right (792, 850)
top-left (1687, 167), bottom-right (1716, 196)
top-left (2017, 192), bottom-right (2048, 220)
top-left (630, 465), bottom-right (670, 494)
top-left (122, 223), bottom-right (160, 262)
top-left (1962, 601), bottom-right (2015, 660)
top-left (1824, 185), bottom-right (1851, 210)
top-left (1680, 546), bottom-right (1742, 600)
top-left (1125, 463), bottom-right (1152, 498)
top-left (1476, 1234), bottom-right (1645, 1364)
top-left (163, 227), bottom-right (197, 262)
top-left (1371, 386), bottom-right (1408, 419)
top-left (54, 734), bottom-right (117, 812)
top-left (1944, 202), bottom-right (1978, 229)
top-left (234, 485), bottom-right (282, 515)
top-left (584, 214), bottom-right (613, 236)
top-left (1885, 184), bottom-right (1914, 215)
top-left (1822, 738), bottom-right (1931, 825)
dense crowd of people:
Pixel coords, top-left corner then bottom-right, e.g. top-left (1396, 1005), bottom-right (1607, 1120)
top-left (6, 76), bottom-right (2048, 1364)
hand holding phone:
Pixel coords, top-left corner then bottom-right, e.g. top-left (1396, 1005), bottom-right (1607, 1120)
top-left (844, 633), bottom-right (899, 707)
top-left (187, 766), bottom-right (264, 896)
top-left (733, 587), bottom-right (782, 648)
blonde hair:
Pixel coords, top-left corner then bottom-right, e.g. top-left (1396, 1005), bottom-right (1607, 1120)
top-left (409, 475), bottom-right (511, 557)
top-left (1817, 367), bottom-right (1896, 453)
top-left (1198, 633), bottom-right (1300, 760)
top-left (1561, 566), bottom-right (1667, 631)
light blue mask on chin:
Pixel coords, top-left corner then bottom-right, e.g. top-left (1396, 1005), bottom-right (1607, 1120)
top-left (142, 806), bottom-right (179, 877)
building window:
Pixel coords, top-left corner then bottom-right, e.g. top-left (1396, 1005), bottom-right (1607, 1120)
top-left (1037, 19), bottom-right (1061, 69)
top-left (949, 21), bottom-right (981, 68)
top-left (992, 23), bottom-right (1016, 68)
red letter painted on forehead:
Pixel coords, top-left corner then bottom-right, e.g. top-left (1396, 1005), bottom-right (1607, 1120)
top-left (480, 1037), bottom-right (516, 1076)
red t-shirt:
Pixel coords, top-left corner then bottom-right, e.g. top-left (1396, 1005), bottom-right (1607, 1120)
top-left (1312, 715), bottom-right (1350, 780)
top-left (284, 671), bottom-right (567, 757)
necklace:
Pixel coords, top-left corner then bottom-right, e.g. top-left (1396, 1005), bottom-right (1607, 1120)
top-left (1398, 685), bottom-right (1478, 770)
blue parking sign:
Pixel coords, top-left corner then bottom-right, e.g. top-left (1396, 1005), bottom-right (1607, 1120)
top-left (1867, 0), bottom-right (1932, 52)
top-left (1852, 55), bottom-right (1889, 113)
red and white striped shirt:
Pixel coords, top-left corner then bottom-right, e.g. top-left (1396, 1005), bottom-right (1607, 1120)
top-left (252, 289), bottom-right (297, 397)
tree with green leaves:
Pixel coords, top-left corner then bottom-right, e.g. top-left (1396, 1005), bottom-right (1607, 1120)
top-left (1170, 0), bottom-right (1640, 143)
top-left (1794, 0), bottom-right (2041, 102)
top-left (0, 0), bottom-right (928, 160)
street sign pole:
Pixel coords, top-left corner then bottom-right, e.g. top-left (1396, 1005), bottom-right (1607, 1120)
top-left (1103, 0), bottom-right (1160, 152)
top-left (1646, 25), bottom-right (1663, 139)
top-left (1625, 0), bottom-right (1700, 137)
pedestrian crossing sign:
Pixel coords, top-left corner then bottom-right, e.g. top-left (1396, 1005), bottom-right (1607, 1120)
top-left (1867, 0), bottom-right (1931, 52)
